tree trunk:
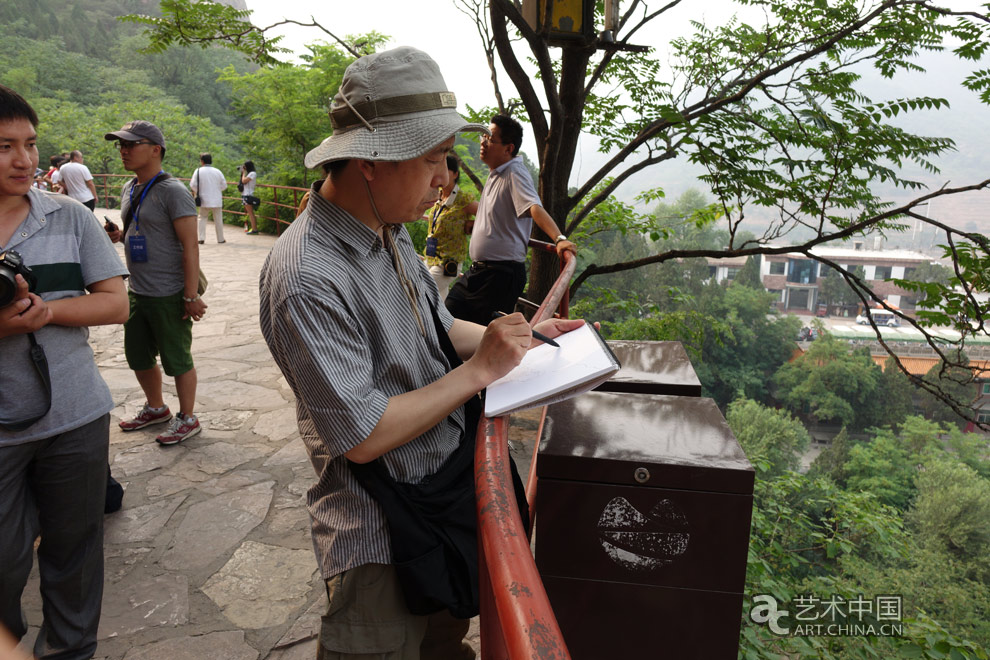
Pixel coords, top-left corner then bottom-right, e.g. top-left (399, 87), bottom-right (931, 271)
top-left (525, 43), bottom-right (589, 309)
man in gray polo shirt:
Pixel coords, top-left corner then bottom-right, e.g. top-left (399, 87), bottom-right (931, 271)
top-left (260, 48), bottom-right (583, 659)
top-left (0, 84), bottom-right (129, 660)
top-left (104, 120), bottom-right (207, 446)
top-left (445, 114), bottom-right (576, 325)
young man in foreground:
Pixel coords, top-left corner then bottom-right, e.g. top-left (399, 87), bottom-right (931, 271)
top-left (0, 85), bottom-right (128, 660)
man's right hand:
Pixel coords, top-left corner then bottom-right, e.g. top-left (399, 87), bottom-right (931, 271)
top-left (467, 312), bottom-right (531, 384)
top-left (0, 275), bottom-right (51, 338)
top-left (107, 229), bottom-right (122, 243)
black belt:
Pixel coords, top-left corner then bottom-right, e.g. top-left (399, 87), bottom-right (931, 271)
top-left (471, 260), bottom-right (524, 270)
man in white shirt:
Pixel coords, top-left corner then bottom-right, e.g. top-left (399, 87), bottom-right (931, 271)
top-left (189, 153), bottom-right (228, 244)
top-left (58, 150), bottom-right (98, 211)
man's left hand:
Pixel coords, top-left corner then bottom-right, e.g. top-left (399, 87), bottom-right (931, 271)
top-left (555, 240), bottom-right (577, 258)
top-left (530, 317), bottom-right (587, 348)
top-left (182, 297), bottom-right (208, 322)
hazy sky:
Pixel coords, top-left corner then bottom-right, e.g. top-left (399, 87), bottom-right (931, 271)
top-left (246, 1), bottom-right (729, 195)
top-left (245, 1), bottom-right (989, 224)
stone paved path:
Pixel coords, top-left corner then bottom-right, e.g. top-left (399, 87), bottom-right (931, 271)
top-left (18, 212), bottom-right (542, 660)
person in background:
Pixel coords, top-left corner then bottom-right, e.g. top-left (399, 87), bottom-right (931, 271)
top-left (57, 150), bottom-right (98, 211)
top-left (48, 155), bottom-right (67, 194)
top-left (239, 160), bottom-right (259, 235)
top-left (424, 155), bottom-right (477, 301)
top-left (42, 155), bottom-right (61, 190)
top-left (189, 152), bottom-right (228, 245)
top-left (444, 114), bottom-right (576, 325)
top-left (0, 84), bottom-right (129, 660)
top-left (104, 120), bottom-right (206, 446)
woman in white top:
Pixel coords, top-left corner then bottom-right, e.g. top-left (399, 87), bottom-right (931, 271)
top-left (240, 160), bottom-right (259, 235)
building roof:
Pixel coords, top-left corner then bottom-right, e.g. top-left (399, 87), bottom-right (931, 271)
top-left (808, 246), bottom-right (934, 262)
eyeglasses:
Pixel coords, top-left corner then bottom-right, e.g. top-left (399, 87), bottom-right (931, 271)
top-left (115, 140), bottom-right (154, 150)
top-left (480, 135), bottom-right (504, 145)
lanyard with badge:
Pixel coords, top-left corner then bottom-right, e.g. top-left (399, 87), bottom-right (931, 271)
top-left (127, 171), bottom-right (162, 263)
top-left (425, 184), bottom-right (458, 258)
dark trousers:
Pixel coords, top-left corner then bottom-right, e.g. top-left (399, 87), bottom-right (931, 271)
top-left (444, 261), bottom-right (526, 326)
top-left (82, 200), bottom-right (96, 212)
top-left (0, 414), bottom-right (109, 660)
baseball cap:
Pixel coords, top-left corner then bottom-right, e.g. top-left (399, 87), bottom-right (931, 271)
top-left (104, 120), bottom-right (166, 148)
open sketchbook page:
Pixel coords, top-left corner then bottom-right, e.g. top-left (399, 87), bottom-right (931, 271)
top-left (484, 322), bottom-right (621, 417)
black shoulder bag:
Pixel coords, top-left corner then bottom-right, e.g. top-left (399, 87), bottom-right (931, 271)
top-left (192, 168), bottom-right (201, 207)
top-left (347, 305), bottom-right (529, 619)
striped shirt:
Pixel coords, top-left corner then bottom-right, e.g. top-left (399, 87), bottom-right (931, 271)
top-left (259, 187), bottom-right (464, 579)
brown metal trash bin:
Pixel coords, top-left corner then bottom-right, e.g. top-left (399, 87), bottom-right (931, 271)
top-left (597, 341), bottom-right (702, 397)
top-left (535, 390), bottom-right (754, 659)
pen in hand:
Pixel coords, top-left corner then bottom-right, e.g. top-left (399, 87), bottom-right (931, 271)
top-left (492, 311), bottom-right (561, 348)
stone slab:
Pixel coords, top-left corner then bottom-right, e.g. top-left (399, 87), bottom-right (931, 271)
top-left (113, 444), bottom-right (185, 477)
top-left (197, 469), bottom-right (274, 496)
top-left (105, 495), bottom-right (186, 544)
top-left (165, 441), bottom-right (269, 480)
top-left (161, 482), bottom-right (273, 571)
top-left (98, 574), bottom-right (188, 639)
top-left (198, 409), bottom-right (254, 432)
top-left (201, 541), bottom-right (318, 629)
top-left (121, 630), bottom-right (258, 660)
top-left (262, 437), bottom-right (308, 466)
top-left (274, 596), bottom-right (324, 649)
top-left (197, 380), bottom-right (287, 409)
top-left (266, 639), bottom-right (319, 660)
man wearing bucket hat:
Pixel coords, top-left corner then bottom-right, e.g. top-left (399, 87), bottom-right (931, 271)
top-left (259, 47), bottom-right (584, 659)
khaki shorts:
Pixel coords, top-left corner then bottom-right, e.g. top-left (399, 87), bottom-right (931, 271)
top-left (318, 563), bottom-right (474, 660)
top-left (124, 291), bottom-right (194, 376)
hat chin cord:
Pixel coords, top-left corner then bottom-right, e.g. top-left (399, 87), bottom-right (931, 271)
top-left (363, 176), bottom-right (427, 338)
top-left (362, 176), bottom-right (389, 232)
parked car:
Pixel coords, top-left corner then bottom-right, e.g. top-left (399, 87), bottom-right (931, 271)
top-left (855, 311), bottom-right (900, 327)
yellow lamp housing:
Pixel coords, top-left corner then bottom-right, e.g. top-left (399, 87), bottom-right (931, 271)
top-left (522, 0), bottom-right (595, 43)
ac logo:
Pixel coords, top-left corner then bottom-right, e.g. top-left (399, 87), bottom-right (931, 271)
top-left (750, 594), bottom-right (790, 635)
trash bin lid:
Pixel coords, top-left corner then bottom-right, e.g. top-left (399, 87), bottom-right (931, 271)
top-left (597, 341), bottom-right (702, 396)
top-left (539, 391), bottom-right (754, 494)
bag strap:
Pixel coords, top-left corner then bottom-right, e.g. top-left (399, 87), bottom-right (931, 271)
top-left (0, 332), bottom-right (52, 431)
top-left (122, 171), bottom-right (171, 238)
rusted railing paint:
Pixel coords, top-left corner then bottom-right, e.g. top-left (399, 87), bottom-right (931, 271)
top-left (476, 417), bottom-right (570, 660)
top-left (477, 248), bottom-right (576, 660)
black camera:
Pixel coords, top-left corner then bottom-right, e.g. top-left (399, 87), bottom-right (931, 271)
top-left (0, 250), bottom-right (37, 308)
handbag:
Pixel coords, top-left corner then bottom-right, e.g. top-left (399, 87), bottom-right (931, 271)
top-left (237, 181), bottom-right (244, 193)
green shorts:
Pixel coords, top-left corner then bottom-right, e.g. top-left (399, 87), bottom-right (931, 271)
top-left (124, 291), bottom-right (194, 377)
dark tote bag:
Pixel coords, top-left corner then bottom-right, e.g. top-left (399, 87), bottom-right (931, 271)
top-left (347, 305), bottom-right (528, 619)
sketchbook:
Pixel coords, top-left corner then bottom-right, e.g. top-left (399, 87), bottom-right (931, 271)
top-left (484, 322), bottom-right (621, 417)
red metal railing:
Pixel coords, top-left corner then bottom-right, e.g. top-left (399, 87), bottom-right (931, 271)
top-left (476, 246), bottom-right (577, 660)
top-left (91, 173), bottom-right (308, 233)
